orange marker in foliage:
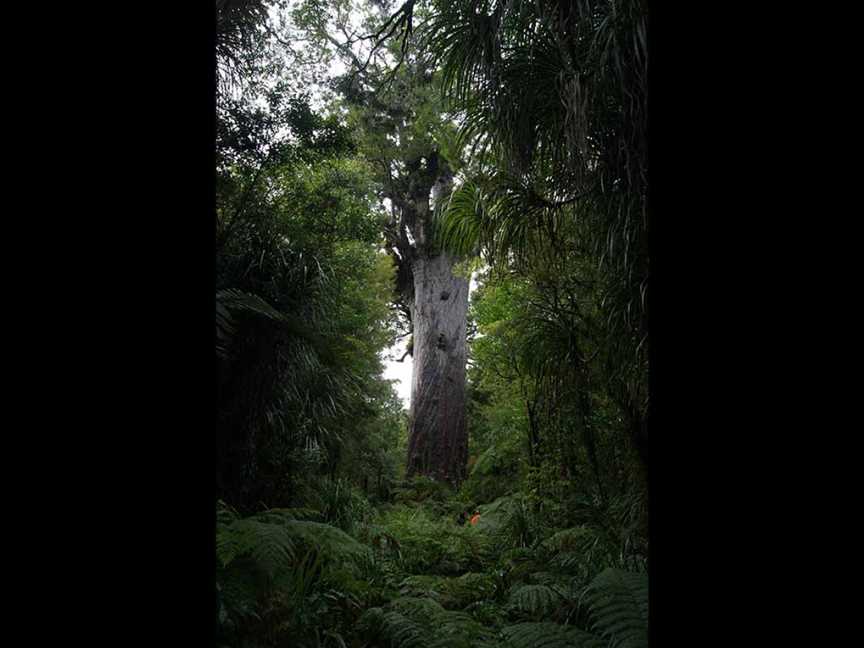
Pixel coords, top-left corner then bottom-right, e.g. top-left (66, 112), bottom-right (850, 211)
top-left (470, 510), bottom-right (481, 526)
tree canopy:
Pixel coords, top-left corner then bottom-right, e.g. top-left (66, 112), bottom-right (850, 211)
top-left (214, 1), bottom-right (649, 646)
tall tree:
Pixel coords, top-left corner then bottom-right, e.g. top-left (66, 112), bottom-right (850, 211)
top-left (391, 148), bottom-right (469, 486)
top-left (304, 0), bottom-right (471, 484)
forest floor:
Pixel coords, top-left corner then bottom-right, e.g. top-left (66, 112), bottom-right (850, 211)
top-left (217, 476), bottom-right (647, 648)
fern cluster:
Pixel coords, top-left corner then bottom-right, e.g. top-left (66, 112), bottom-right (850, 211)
top-left (360, 598), bottom-right (499, 648)
top-left (216, 475), bottom-right (648, 648)
top-left (356, 569), bottom-right (646, 648)
top-left (216, 501), bottom-right (373, 647)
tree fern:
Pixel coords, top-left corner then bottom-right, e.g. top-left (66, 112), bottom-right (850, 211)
top-left (444, 527), bottom-right (495, 567)
top-left (550, 551), bottom-right (592, 575)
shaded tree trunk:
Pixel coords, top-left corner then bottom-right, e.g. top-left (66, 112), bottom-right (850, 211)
top-left (384, 153), bottom-right (469, 486)
top-left (405, 251), bottom-right (469, 484)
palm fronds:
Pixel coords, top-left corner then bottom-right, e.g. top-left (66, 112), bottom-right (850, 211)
top-left (425, 0), bottom-right (650, 465)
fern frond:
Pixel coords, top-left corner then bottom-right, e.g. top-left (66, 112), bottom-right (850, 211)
top-left (507, 583), bottom-right (565, 618)
top-left (398, 572), bottom-right (497, 610)
top-left (216, 507), bottom-right (369, 576)
top-left (370, 596), bottom-right (496, 648)
top-left (280, 520), bottom-right (371, 563)
top-left (502, 622), bottom-right (605, 648)
top-left (216, 518), bottom-right (296, 573)
top-left (585, 568), bottom-right (648, 648)
top-left (399, 574), bottom-right (447, 602)
top-left (390, 596), bottom-right (446, 623)
top-left (359, 608), bottom-right (430, 648)
top-left (435, 180), bottom-right (485, 257)
top-left (430, 609), bottom-right (496, 648)
top-left (541, 525), bottom-right (620, 576)
top-left (449, 572), bottom-right (497, 607)
top-left (444, 528), bottom-right (495, 565)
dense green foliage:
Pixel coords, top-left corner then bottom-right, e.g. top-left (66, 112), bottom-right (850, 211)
top-left (215, 1), bottom-right (648, 646)
top-left (430, 0), bottom-right (650, 466)
top-left (215, 0), bottom-right (409, 514)
top-left (216, 486), bottom-right (646, 647)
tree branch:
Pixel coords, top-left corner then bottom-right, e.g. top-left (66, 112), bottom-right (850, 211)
top-left (396, 348), bottom-right (412, 362)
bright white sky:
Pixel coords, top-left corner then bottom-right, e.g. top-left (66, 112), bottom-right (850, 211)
top-left (381, 335), bottom-right (413, 406)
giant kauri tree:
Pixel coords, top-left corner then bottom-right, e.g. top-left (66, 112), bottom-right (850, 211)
top-left (309, 1), bottom-right (471, 484)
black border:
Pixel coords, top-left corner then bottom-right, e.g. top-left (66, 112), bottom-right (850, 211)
top-left (67, 1), bottom-right (792, 643)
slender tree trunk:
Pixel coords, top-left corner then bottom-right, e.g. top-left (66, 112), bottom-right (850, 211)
top-left (405, 251), bottom-right (469, 484)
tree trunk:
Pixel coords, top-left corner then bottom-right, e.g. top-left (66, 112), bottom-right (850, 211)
top-left (383, 152), bottom-right (469, 486)
top-left (405, 251), bottom-right (469, 485)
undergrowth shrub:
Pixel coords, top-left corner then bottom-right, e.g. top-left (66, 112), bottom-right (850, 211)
top-left (399, 572), bottom-right (497, 609)
top-left (359, 597), bottom-right (499, 648)
top-left (392, 475), bottom-right (455, 507)
top-left (475, 494), bottom-right (544, 551)
top-left (313, 477), bottom-right (375, 534)
top-left (378, 504), bottom-right (493, 575)
top-left (352, 567), bottom-right (647, 648)
top-left (462, 435), bottom-right (524, 504)
top-left (216, 501), bottom-right (372, 648)
top-left (215, 449), bottom-right (648, 647)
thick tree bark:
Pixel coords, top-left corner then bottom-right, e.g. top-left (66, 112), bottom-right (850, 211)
top-left (405, 251), bottom-right (469, 484)
top-left (385, 153), bottom-right (469, 486)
